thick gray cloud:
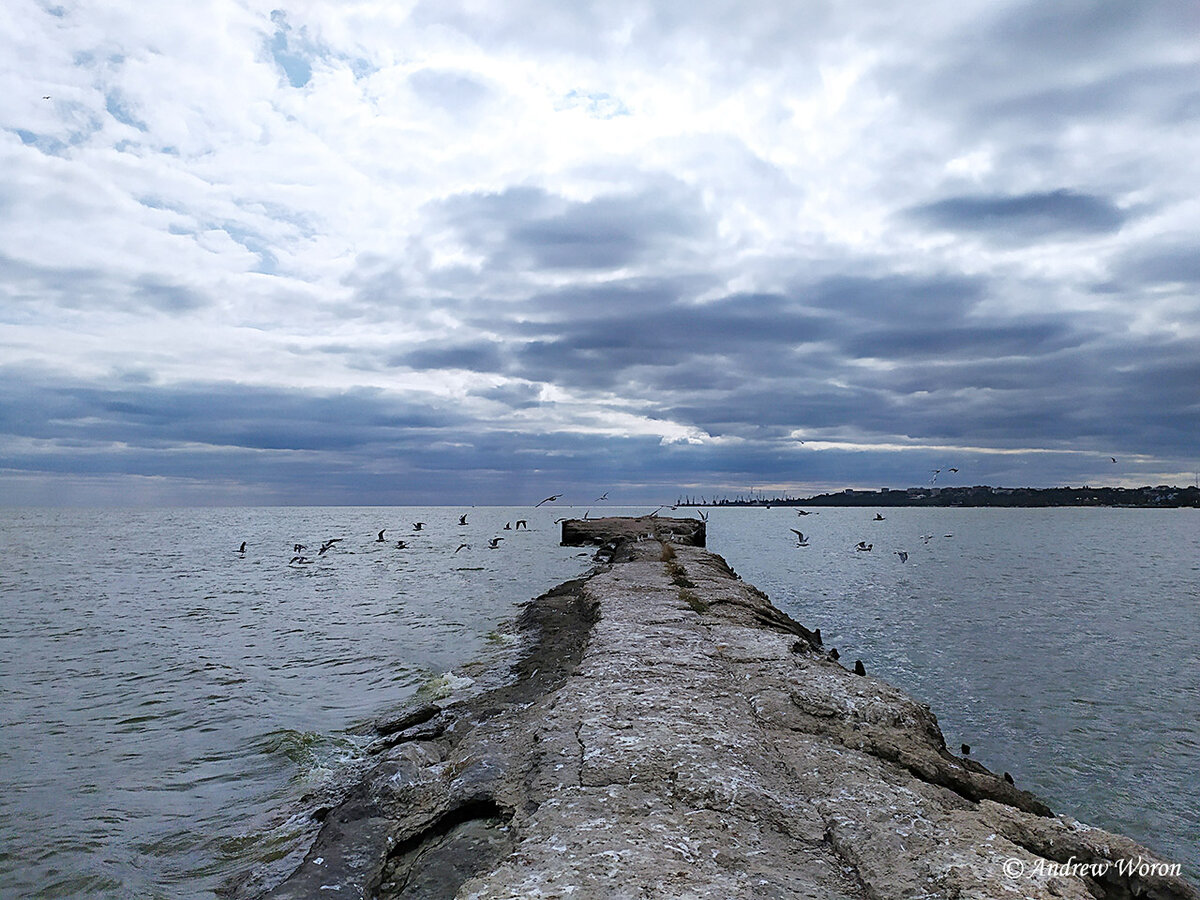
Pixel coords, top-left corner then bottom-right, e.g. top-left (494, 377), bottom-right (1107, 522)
top-left (981, 63), bottom-right (1200, 127)
top-left (0, 373), bottom-right (467, 451)
top-left (130, 275), bottom-right (208, 313)
top-left (434, 182), bottom-right (711, 272)
top-left (906, 191), bottom-right (1128, 241)
top-left (394, 340), bottom-right (506, 373)
top-left (897, 0), bottom-right (1199, 123)
top-left (1112, 242), bottom-right (1200, 286)
top-left (0, 254), bottom-right (211, 313)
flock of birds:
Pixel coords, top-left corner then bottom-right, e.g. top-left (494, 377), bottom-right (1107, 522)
top-left (773, 464), bottom-right (976, 557)
top-left (784, 508), bottom-right (954, 563)
top-left (235, 487), bottom-right (965, 566)
top-left (233, 493), bottom-right (610, 564)
top-left (239, 514), bottom-right (538, 565)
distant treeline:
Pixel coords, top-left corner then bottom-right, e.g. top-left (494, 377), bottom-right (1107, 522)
top-left (677, 485), bottom-right (1200, 508)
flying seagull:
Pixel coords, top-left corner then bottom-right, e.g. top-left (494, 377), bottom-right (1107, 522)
top-left (237, 541), bottom-right (246, 554)
top-left (1110, 457), bottom-right (1117, 463)
top-left (376, 530), bottom-right (386, 542)
top-left (412, 522), bottom-right (425, 531)
top-left (318, 538), bottom-right (343, 555)
top-left (855, 541), bottom-right (873, 552)
top-left (534, 494), bottom-right (562, 507)
top-left (594, 491), bottom-right (609, 502)
top-left (894, 550), bottom-right (908, 563)
top-left (874, 513), bottom-right (885, 521)
top-left (454, 543), bottom-right (470, 553)
top-left (790, 529), bottom-right (809, 547)
top-left (488, 537), bottom-right (504, 548)
top-left (459, 514), bottom-right (468, 525)
top-left (394, 540), bottom-right (407, 549)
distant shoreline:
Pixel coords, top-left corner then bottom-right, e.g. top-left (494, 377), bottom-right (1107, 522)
top-left (678, 484), bottom-right (1200, 509)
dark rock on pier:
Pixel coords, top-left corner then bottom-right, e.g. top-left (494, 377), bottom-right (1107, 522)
top-left (233, 517), bottom-right (1197, 900)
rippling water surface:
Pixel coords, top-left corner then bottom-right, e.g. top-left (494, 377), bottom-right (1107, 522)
top-left (1, 505), bottom-right (1197, 895)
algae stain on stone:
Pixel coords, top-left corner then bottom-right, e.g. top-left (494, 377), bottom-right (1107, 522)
top-left (679, 588), bottom-right (709, 614)
top-left (484, 629), bottom-right (519, 647)
top-left (415, 671), bottom-right (475, 702)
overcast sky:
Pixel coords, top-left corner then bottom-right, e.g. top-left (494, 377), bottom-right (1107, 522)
top-left (3, 0), bottom-right (1199, 505)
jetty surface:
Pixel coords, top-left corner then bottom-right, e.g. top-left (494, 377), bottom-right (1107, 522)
top-left (236, 517), bottom-right (1196, 900)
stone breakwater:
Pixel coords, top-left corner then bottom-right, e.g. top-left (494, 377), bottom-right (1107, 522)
top-left (233, 517), bottom-right (1197, 900)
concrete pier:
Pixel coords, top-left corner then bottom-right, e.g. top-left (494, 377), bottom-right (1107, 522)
top-left (236, 518), bottom-right (1197, 900)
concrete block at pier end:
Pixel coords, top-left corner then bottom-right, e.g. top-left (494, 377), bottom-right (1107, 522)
top-left (560, 514), bottom-right (706, 546)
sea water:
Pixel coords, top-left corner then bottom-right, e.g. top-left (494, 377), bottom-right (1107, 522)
top-left (0, 505), bottom-right (1196, 896)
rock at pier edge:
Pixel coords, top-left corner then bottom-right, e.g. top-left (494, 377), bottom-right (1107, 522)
top-left (230, 517), bottom-right (1198, 900)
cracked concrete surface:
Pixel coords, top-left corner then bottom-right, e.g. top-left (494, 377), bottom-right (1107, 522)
top-left (235, 520), bottom-right (1197, 900)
